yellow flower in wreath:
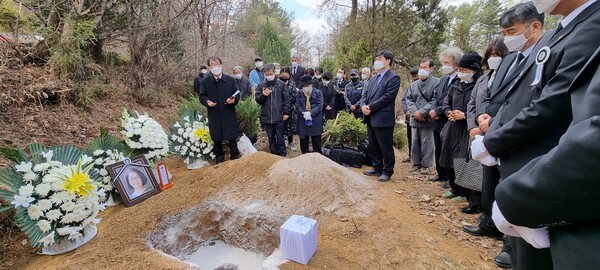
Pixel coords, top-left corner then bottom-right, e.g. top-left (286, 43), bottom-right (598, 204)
top-left (194, 127), bottom-right (210, 143)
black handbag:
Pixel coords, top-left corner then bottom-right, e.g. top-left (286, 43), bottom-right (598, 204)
top-left (454, 150), bottom-right (483, 192)
top-left (329, 143), bottom-right (364, 168)
top-left (357, 139), bottom-right (372, 166)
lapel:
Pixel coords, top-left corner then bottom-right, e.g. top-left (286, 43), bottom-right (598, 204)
top-left (549, 1), bottom-right (600, 47)
top-left (368, 70), bottom-right (391, 101)
top-left (492, 53), bottom-right (518, 95)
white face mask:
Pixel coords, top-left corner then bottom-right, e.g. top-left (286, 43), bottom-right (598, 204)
top-left (418, 69), bottom-right (430, 79)
top-left (532, 0), bottom-right (560, 14)
top-left (458, 72), bottom-right (474, 82)
top-left (234, 74), bottom-right (243, 80)
top-left (361, 74), bottom-right (368, 80)
top-left (302, 87), bottom-right (312, 94)
top-left (265, 75), bottom-right (276, 81)
top-left (255, 61), bottom-right (264, 68)
top-left (336, 73), bottom-right (343, 80)
top-left (373, 60), bottom-right (385, 70)
top-left (275, 69), bottom-right (281, 75)
top-left (314, 74), bottom-right (322, 79)
top-left (441, 65), bottom-right (454, 75)
top-left (211, 66), bottom-right (222, 76)
top-left (291, 62), bottom-right (299, 68)
top-left (487, 56), bottom-right (503, 70)
top-left (322, 80), bottom-right (330, 85)
top-left (200, 69), bottom-right (208, 75)
top-left (504, 24), bottom-right (534, 52)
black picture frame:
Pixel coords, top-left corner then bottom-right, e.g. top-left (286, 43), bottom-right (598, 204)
top-left (106, 155), bottom-right (161, 207)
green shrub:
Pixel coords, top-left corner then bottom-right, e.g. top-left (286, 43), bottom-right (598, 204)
top-left (393, 124), bottom-right (408, 149)
top-left (177, 94), bottom-right (207, 118)
top-left (236, 98), bottom-right (261, 138)
top-left (324, 111), bottom-right (367, 147)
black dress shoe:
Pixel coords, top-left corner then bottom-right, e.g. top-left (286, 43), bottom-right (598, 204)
top-left (462, 225), bottom-right (503, 239)
top-left (378, 174), bottom-right (391, 182)
top-left (428, 175), bottom-right (444, 182)
top-left (494, 251), bottom-right (512, 268)
top-left (441, 181), bottom-right (450, 189)
top-left (460, 205), bottom-right (482, 214)
top-left (363, 169), bottom-right (382, 177)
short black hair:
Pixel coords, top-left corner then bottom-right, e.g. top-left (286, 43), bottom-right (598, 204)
top-left (322, 71), bottom-right (333, 80)
top-left (376, 50), bottom-right (395, 63)
top-left (281, 66), bottom-right (291, 75)
top-left (125, 168), bottom-right (148, 190)
top-left (338, 68), bottom-right (346, 74)
top-left (315, 67), bottom-right (324, 74)
top-left (483, 37), bottom-right (510, 69)
top-left (410, 66), bottom-right (419, 75)
top-left (420, 57), bottom-right (435, 68)
top-left (206, 56), bottom-right (222, 66)
top-left (263, 63), bottom-right (275, 71)
top-left (305, 68), bottom-right (315, 76)
top-left (500, 2), bottom-right (544, 29)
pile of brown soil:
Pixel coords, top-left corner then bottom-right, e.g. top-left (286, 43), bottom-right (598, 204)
top-left (1, 150), bottom-right (503, 270)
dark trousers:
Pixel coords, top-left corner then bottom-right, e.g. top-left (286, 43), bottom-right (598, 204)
top-left (300, 136), bottom-right (322, 154)
top-left (434, 118), bottom-right (449, 180)
top-left (263, 123), bottom-right (287, 157)
top-left (446, 167), bottom-right (470, 197)
top-left (482, 165), bottom-right (501, 221)
top-left (214, 139), bottom-right (240, 163)
top-left (406, 122), bottom-right (412, 157)
top-left (508, 236), bottom-right (553, 270)
top-left (367, 124), bottom-right (395, 176)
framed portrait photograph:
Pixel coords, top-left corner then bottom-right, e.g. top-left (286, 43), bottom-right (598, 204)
top-left (106, 155), bottom-right (161, 207)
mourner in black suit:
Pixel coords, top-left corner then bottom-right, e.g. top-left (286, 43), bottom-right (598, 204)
top-left (360, 50), bottom-right (401, 182)
top-left (199, 56), bottom-right (241, 164)
top-left (496, 44), bottom-right (600, 270)
top-left (291, 54), bottom-right (306, 87)
top-left (485, 1), bottom-right (600, 269)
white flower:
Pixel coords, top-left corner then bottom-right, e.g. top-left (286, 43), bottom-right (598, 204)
top-left (50, 191), bottom-right (75, 204)
top-left (126, 131), bottom-right (134, 138)
top-left (15, 161), bottom-right (33, 172)
top-left (22, 172), bottom-right (38, 182)
top-left (98, 204), bottom-right (106, 211)
top-left (81, 154), bottom-right (93, 165)
top-left (94, 158), bottom-right (104, 165)
top-left (33, 163), bottom-right (51, 172)
top-left (27, 204), bottom-right (43, 220)
top-left (42, 150), bottom-right (54, 162)
top-left (68, 229), bottom-right (83, 241)
top-left (45, 209), bottom-right (62, 221)
top-left (174, 122), bottom-right (181, 128)
top-left (99, 169), bottom-right (108, 177)
top-left (96, 188), bottom-right (106, 198)
top-left (203, 147), bottom-right (211, 154)
top-left (60, 213), bottom-right (77, 224)
top-left (60, 202), bottom-right (76, 212)
top-left (35, 183), bottom-right (52, 197)
top-left (174, 146), bottom-right (181, 151)
top-left (11, 195), bottom-right (35, 208)
top-left (38, 231), bottom-right (55, 247)
top-left (37, 199), bottom-right (52, 211)
top-left (18, 185), bottom-right (35, 197)
top-left (93, 149), bottom-right (105, 156)
top-left (183, 116), bottom-right (190, 122)
top-left (170, 134), bottom-right (179, 141)
top-left (106, 149), bottom-right (113, 155)
top-left (37, 219), bottom-right (52, 233)
top-left (50, 181), bottom-right (65, 192)
top-left (56, 226), bottom-right (72, 236)
top-left (177, 128), bottom-right (184, 135)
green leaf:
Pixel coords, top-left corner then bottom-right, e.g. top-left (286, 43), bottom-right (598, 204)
top-left (0, 146), bottom-right (27, 163)
top-left (85, 128), bottom-right (127, 155)
top-left (51, 145), bottom-right (84, 165)
top-left (28, 143), bottom-right (48, 164)
top-left (0, 167), bottom-right (23, 192)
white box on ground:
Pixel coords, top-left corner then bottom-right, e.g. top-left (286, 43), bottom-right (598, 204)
top-left (280, 215), bottom-right (318, 265)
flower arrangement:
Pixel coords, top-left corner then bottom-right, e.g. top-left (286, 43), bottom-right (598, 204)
top-left (121, 109), bottom-right (169, 164)
top-left (169, 109), bottom-right (215, 168)
top-left (0, 144), bottom-right (103, 249)
top-left (85, 129), bottom-right (128, 204)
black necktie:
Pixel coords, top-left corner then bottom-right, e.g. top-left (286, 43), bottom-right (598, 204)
top-left (293, 67), bottom-right (296, 76)
top-left (509, 53), bottom-right (525, 77)
top-left (551, 23), bottom-right (564, 39)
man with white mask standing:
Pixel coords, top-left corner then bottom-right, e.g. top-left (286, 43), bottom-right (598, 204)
top-left (199, 56), bottom-right (241, 164)
top-left (429, 47), bottom-right (463, 184)
top-left (249, 57), bottom-right (266, 88)
top-left (484, 0), bottom-right (600, 269)
top-left (360, 50), bottom-right (401, 182)
top-left (405, 57), bottom-right (439, 175)
top-left (291, 54), bottom-right (306, 87)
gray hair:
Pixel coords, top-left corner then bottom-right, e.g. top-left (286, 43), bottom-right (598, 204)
top-left (361, 67), bottom-right (371, 74)
top-left (232, 65), bottom-right (242, 71)
top-left (291, 54), bottom-right (300, 59)
top-left (263, 63), bottom-right (276, 71)
top-left (439, 47), bottom-right (464, 65)
top-left (273, 63), bottom-right (281, 67)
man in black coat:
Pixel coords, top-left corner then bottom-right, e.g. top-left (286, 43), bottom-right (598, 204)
top-left (429, 47), bottom-right (463, 183)
top-left (484, 0), bottom-right (600, 269)
top-left (193, 65), bottom-right (208, 97)
top-left (495, 44), bottom-right (600, 270)
top-left (360, 50), bottom-right (401, 182)
top-left (291, 54), bottom-right (306, 87)
top-left (255, 63), bottom-right (291, 157)
top-left (232, 65), bottom-right (252, 100)
top-left (199, 56), bottom-right (241, 164)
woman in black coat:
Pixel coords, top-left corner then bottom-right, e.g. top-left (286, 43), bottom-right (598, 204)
top-left (318, 71), bottom-right (337, 120)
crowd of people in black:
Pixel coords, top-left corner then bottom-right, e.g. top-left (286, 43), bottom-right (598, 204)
top-left (193, 0), bottom-right (600, 268)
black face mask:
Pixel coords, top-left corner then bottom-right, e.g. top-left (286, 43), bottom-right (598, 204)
top-left (351, 77), bottom-right (359, 83)
top-left (280, 77), bottom-right (289, 82)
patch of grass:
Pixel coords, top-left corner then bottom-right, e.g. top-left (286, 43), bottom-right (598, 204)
top-left (393, 123), bottom-right (408, 150)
